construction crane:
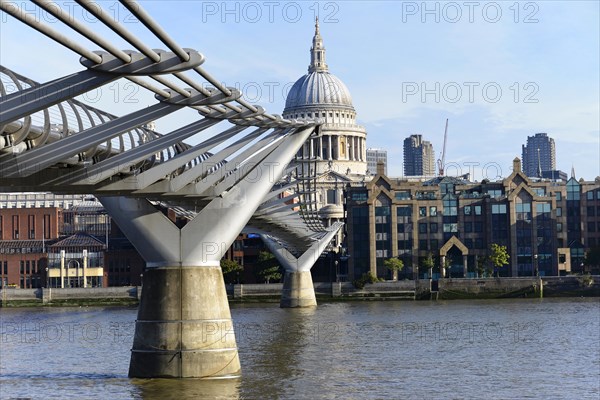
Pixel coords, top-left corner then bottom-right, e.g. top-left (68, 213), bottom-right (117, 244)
top-left (437, 119), bottom-right (449, 176)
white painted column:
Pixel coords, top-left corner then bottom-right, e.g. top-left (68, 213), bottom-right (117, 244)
top-left (82, 249), bottom-right (88, 288)
top-left (328, 135), bottom-right (332, 160)
top-left (60, 250), bottom-right (65, 288)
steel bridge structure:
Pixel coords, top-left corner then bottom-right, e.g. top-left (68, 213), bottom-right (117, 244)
top-left (0, 0), bottom-right (341, 379)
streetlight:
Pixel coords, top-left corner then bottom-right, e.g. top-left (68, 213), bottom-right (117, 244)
top-left (534, 254), bottom-right (539, 277)
top-left (45, 267), bottom-right (49, 288)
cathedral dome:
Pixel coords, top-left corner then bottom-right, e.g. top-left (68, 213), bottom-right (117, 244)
top-left (285, 71), bottom-right (353, 111)
top-left (283, 17), bottom-right (355, 115)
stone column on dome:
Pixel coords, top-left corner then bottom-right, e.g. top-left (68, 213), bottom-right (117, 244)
top-left (309, 138), bottom-right (314, 159)
top-left (361, 138), bottom-right (365, 161)
top-left (328, 135), bottom-right (332, 160)
top-left (319, 136), bottom-right (323, 159)
top-left (347, 137), bottom-right (351, 161)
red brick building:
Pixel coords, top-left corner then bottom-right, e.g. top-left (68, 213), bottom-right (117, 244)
top-left (0, 208), bottom-right (61, 288)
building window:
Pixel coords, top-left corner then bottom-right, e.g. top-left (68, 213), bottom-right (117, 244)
top-left (464, 206), bottom-right (471, 215)
top-left (516, 202), bottom-right (531, 215)
top-left (419, 207), bottom-right (427, 217)
top-left (443, 199), bottom-right (457, 216)
top-left (566, 179), bottom-right (580, 200)
top-left (487, 189), bottom-right (503, 197)
top-left (557, 223), bottom-right (562, 232)
top-left (429, 206), bottom-right (437, 216)
top-left (419, 223), bottom-right (427, 234)
top-left (443, 223), bottom-right (458, 233)
top-left (588, 222), bottom-right (596, 232)
top-left (397, 206), bottom-right (412, 217)
top-left (464, 222), bottom-right (472, 233)
top-left (556, 207), bottom-right (562, 217)
top-left (587, 191), bottom-right (594, 200)
top-left (474, 206), bottom-right (482, 215)
top-left (44, 214), bottom-right (51, 239)
top-left (587, 206), bottom-right (596, 217)
top-left (351, 192), bottom-right (368, 202)
top-left (419, 239), bottom-right (428, 250)
top-left (430, 223), bottom-right (438, 233)
top-left (474, 222), bottom-right (483, 232)
top-left (28, 215), bottom-right (35, 239)
top-left (555, 192), bottom-right (562, 201)
top-left (395, 191), bottom-right (410, 200)
top-left (492, 204), bottom-right (507, 214)
top-left (430, 239), bottom-right (439, 249)
top-left (536, 203), bottom-right (551, 215)
top-left (327, 189), bottom-right (337, 205)
top-left (12, 215), bottom-right (19, 239)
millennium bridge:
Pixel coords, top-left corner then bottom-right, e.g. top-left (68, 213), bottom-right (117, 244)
top-left (0, 0), bottom-right (341, 378)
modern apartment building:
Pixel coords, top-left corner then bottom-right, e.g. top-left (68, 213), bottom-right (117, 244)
top-left (403, 135), bottom-right (435, 176)
top-left (345, 158), bottom-right (600, 280)
top-left (522, 133), bottom-right (556, 177)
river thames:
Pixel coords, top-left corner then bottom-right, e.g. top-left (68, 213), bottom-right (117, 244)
top-left (1, 298), bottom-right (598, 399)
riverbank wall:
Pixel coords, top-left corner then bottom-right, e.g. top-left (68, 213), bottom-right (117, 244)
top-left (1, 276), bottom-right (598, 306)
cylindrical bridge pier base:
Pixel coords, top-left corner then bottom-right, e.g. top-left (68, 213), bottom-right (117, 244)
top-left (129, 266), bottom-right (241, 379)
top-left (280, 270), bottom-right (317, 308)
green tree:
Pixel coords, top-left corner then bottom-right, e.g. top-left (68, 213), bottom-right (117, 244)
top-left (220, 259), bottom-right (243, 284)
top-left (443, 255), bottom-right (453, 278)
top-left (476, 255), bottom-right (488, 278)
top-left (421, 252), bottom-right (435, 278)
top-left (384, 257), bottom-right (404, 281)
top-left (584, 246), bottom-right (600, 274)
top-left (256, 251), bottom-right (282, 283)
top-left (489, 243), bottom-right (510, 277)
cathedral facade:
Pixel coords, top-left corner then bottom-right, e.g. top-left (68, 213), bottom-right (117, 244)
top-left (283, 18), bottom-right (368, 226)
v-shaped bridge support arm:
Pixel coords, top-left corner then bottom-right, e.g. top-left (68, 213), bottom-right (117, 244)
top-left (261, 222), bottom-right (343, 308)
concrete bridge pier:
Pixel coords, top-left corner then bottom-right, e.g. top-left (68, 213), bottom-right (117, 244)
top-left (100, 197), bottom-right (241, 379)
top-left (262, 222), bottom-right (342, 308)
top-left (132, 265), bottom-right (238, 378)
top-left (98, 126), bottom-right (315, 378)
top-left (280, 270), bottom-right (318, 307)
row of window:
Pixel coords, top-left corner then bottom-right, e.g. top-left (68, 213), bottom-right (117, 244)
top-left (288, 111), bottom-right (354, 120)
top-left (0, 214), bottom-right (52, 240)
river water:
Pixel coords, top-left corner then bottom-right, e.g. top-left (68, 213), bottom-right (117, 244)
top-left (1, 298), bottom-right (599, 399)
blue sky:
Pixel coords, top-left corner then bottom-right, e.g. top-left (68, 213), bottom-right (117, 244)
top-left (1, 1), bottom-right (599, 180)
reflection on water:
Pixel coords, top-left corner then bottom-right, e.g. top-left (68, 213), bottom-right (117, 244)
top-left (1, 299), bottom-right (599, 399)
top-left (132, 378), bottom-right (241, 400)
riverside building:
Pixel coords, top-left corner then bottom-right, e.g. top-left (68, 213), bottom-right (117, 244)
top-left (344, 159), bottom-right (600, 280)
